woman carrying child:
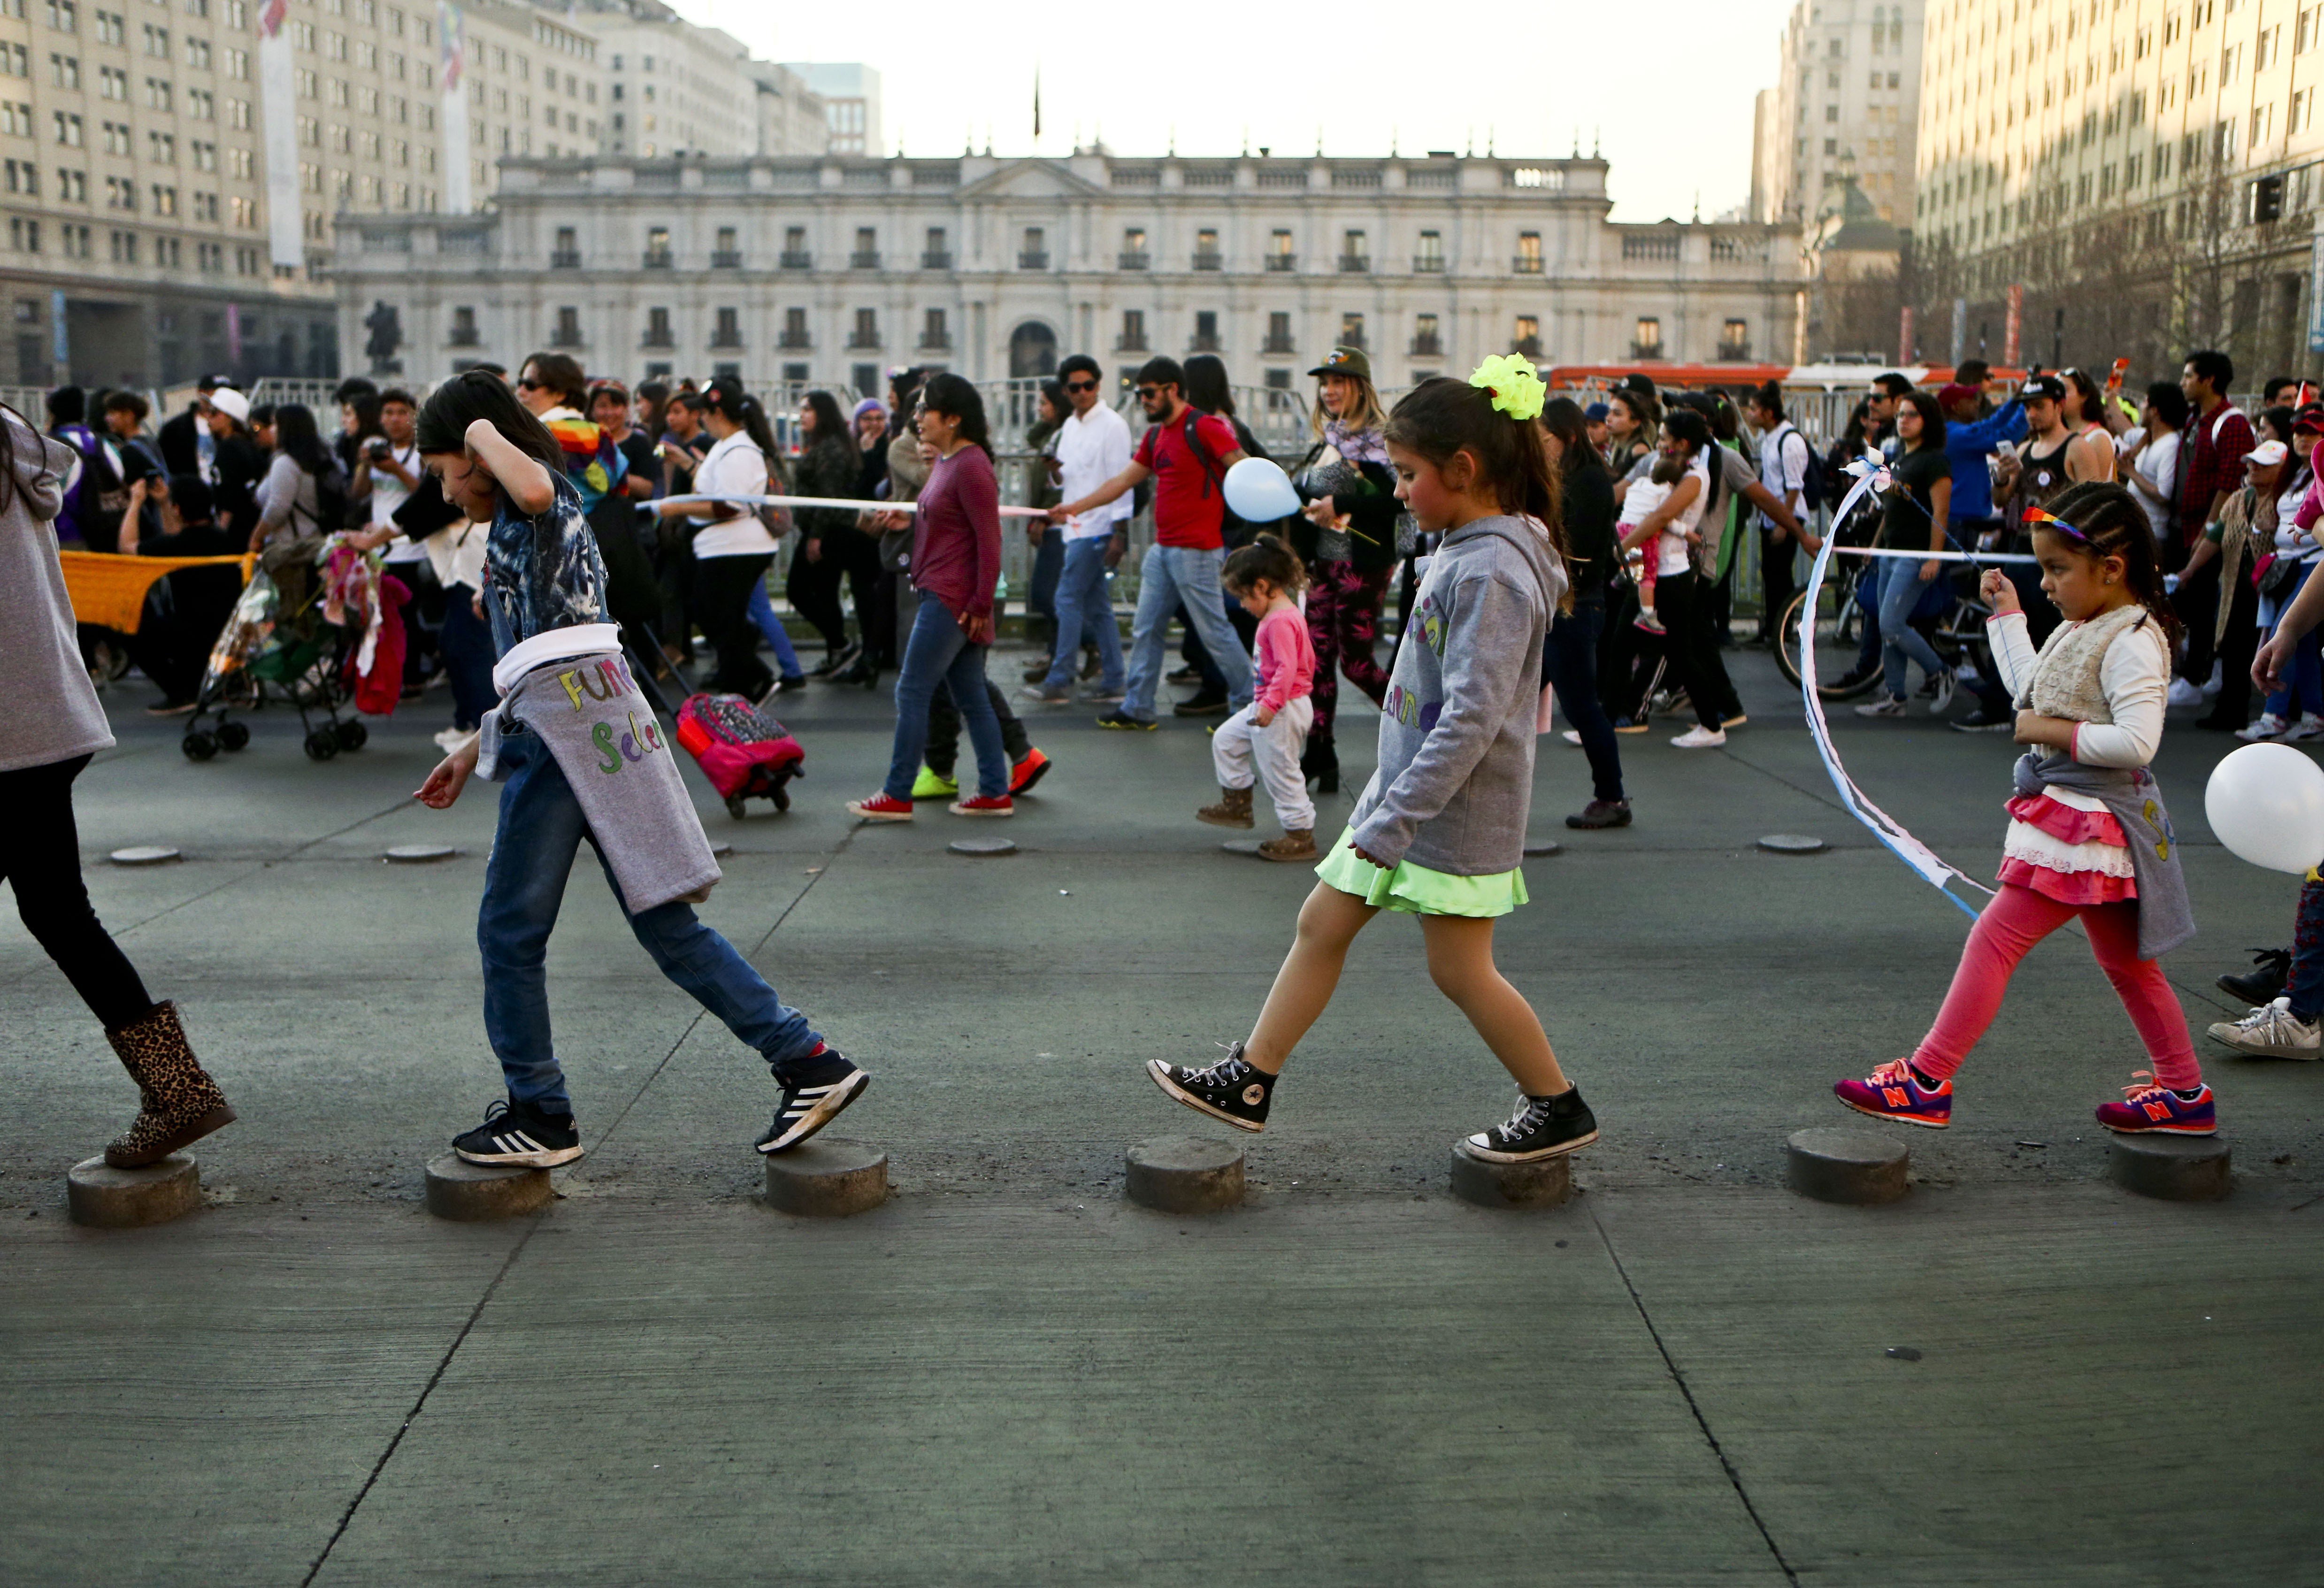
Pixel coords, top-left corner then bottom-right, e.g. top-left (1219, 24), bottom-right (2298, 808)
top-left (1149, 359), bottom-right (1599, 1164)
top-left (1197, 534), bottom-right (1319, 862)
top-left (1836, 482), bottom-right (2214, 1136)
top-left (412, 373), bottom-right (867, 1167)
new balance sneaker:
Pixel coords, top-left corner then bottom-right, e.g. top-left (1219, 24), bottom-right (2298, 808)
top-left (1854, 696), bottom-right (1908, 718)
top-left (1834, 1059), bottom-right (1953, 1128)
top-left (757, 1051), bottom-right (870, 1154)
top-left (1096, 709), bottom-right (1158, 731)
top-left (2206, 997), bottom-right (2321, 1059)
top-left (1147, 1042), bottom-right (1274, 1132)
top-left (2236, 713), bottom-right (2290, 743)
top-left (2217, 947), bottom-right (2292, 1007)
top-left (1009, 747), bottom-right (1053, 796)
top-left (2094, 1072), bottom-right (2217, 1135)
top-left (949, 793), bottom-right (1014, 817)
top-left (1464, 1086), bottom-right (1598, 1162)
top-left (909, 765), bottom-right (959, 799)
top-left (453, 1097), bottom-right (583, 1168)
top-left (847, 791), bottom-right (914, 821)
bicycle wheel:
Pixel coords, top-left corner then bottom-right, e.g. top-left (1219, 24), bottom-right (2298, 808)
top-left (1776, 588), bottom-right (1884, 699)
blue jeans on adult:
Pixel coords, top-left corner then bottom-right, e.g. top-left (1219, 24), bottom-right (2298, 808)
top-left (1542, 596), bottom-right (1624, 804)
top-left (2264, 616), bottom-right (2324, 719)
top-left (885, 591), bottom-right (1008, 800)
top-left (1040, 534), bottom-right (1125, 693)
top-left (1028, 525), bottom-right (1064, 640)
top-left (1877, 555), bottom-right (1948, 701)
top-left (479, 730), bottom-right (822, 1116)
top-left (1121, 542), bottom-right (1252, 720)
top-left (1852, 558), bottom-right (1883, 676)
top-left (745, 579), bottom-right (805, 682)
top-left (438, 581), bottom-right (498, 732)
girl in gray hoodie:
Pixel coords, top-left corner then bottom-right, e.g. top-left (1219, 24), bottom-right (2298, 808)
top-left (1149, 368), bottom-right (1600, 1163)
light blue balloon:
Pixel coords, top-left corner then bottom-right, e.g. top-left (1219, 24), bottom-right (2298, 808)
top-left (1224, 457), bottom-right (1301, 523)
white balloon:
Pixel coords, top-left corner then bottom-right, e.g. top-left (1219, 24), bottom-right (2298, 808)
top-left (1224, 457), bottom-right (1301, 524)
top-left (2204, 742), bottom-right (2324, 874)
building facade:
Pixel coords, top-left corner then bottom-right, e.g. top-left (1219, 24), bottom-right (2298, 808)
top-left (585, 0), bottom-right (750, 160)
top-left (1915, 0), bottom-right (2324, 376)
top-left (1757, 0), bottom-right (1926, 227)
top-left (782, 62), bottom-right (878, 159)
top-left (330, 149), bottom-right (1802, 397)
top-left (745, 60), bottom-right (826, 160)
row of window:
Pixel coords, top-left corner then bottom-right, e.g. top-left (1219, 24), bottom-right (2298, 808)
top-left (482, 304), bottom-right (1751, 362)
top-left (5, 207), bottom-right (261, 268)
top-left (562, 224), bottom-right (1556, 275)
top-left (23, 0), bottom-right (253, 33)
top-left (0, 156), bottom-right (245, 217)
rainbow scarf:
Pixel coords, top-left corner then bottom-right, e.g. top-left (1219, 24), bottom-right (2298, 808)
top-left (543, 414), bottom-right (621, 507)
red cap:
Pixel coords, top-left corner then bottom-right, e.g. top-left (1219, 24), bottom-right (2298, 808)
top-left (1937, 383), bottom-right (1979, 408)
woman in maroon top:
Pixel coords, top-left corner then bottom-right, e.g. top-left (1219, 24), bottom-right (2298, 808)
top-left (848, 374), bottom-right (1012, 820)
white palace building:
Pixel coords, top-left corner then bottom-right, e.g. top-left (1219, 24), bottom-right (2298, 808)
top-left (331, 148), bottom-right (1804, 397)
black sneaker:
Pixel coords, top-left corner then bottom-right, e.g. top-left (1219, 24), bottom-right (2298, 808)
top-left (1096, 708), bottom-right (1158, 731)
top-left (2219, 947), bottom-right (2293, 1007)
top-left (1173, 689), bottom-right (1230, 718)
top-left (1165, 664), bottom-right (1200, 684)
top-left (1463, 1086), bottom-right (1598, 1162)
top-left (1948, 708), bottom-right (2014, 733)
top-left (1147, 1043), bottom-right (1273, 1132)
top-left (757, 1051), bottom-right (871, 1154)
top-left (453, 1097), bottom-right (583, 1168)
top-left (1565, 798), bottom-right (1633, 829)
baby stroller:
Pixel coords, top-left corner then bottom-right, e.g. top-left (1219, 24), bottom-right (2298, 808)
top-left (181, 540), bottom-right (366, 762)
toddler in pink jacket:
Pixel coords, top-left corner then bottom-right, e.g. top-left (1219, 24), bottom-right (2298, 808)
top-left (1198, 536), bottom-right (1319, 861)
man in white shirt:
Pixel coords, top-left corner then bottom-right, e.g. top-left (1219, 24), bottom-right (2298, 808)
top-left (1745, 381), bottom-right (1811, 646)
top-left (1022, 354), bottom-right (1132, 703)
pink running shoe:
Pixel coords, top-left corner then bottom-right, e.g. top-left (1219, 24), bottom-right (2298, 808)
top-left (1833, 1059), bottom-right (1953, 1128)
top-left (2094, 1072), bottom-right (2217, 1135)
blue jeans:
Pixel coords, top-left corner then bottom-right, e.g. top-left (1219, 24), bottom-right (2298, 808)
top-left (1121, 542), bottom-right (1252, 720)
top-left (1877, 558), bottom-right (1947, 700)
top-left (479, 732), bottom-right (821, 1115)
top-left (2263, 615), bottom-right (2324, 720)
top-left (1542, 596), bottom-right (1623, 803)
top-left (438, 582), bottom-right (498, 732)
top-left (1039, 535), bottom-right (1125, 693)
top-left (1028, 525), bottom-right (1064, 635)
top-left (1853, 560), bottom-right (1883, 675)
top-left (885, 592), bottom-right (1008, 800)
top-left (745, 580), bottom-right (805, 681)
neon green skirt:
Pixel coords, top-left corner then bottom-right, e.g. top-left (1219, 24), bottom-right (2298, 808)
top-left (1312, 826), bottom-right (1530, 917)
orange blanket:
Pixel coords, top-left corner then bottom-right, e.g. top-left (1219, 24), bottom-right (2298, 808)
top-left (59, 550), bottom-right (253, 635)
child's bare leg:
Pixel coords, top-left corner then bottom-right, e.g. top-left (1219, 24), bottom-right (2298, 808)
top-left (1419, 914), bottom-right (1570, 1095)
top-left (1243, 883), bottom-right (1378, 1074)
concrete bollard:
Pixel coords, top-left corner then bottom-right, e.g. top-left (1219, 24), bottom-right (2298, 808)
top-left (947, 836), bottom-right (1018, 857)
top-left (2108, 1135), bottom-right (2232, 1201)
top-left (763, 1138), bottom-right (888, 1216)
top-left (67, 1153), bottom-right (202, 1228)
top-left (425, 1153), bottom-right (553, 1220)
top-left (1787, 1127), bottom-right (1910, 1204)
top-left (1126, 1136), bottom-right (1245, 1213)
top-left (1449, 1141), bottom-right (1573, 1209)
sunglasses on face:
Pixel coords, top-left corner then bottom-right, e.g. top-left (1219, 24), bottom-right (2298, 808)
top-left (1135, 385), bottom-right (1163, 399)
top-left (1065, 379), bottom-right (1098, 393)
top-left (515, 377), bottom-right (543, 390)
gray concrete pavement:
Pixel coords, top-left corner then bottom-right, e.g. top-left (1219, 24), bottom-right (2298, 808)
top-left (3, 643), bottom-right (2320, 1585)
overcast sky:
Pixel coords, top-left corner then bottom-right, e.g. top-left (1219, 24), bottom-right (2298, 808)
top-left (669, 0), bottom-right (1799, 226)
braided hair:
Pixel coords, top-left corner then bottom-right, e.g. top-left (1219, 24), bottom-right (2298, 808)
top-left (2037, 481), bottom-right (2184, 649)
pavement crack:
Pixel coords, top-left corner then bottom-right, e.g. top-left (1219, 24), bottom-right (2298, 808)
top-left (299, 1219), bottom-right (544, 1586)
top-left (1588, 1202), bottom-right (1801, 1587)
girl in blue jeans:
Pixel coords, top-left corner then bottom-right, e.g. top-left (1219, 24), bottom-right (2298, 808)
top-left (1856, 390), bottom-right (1957, 718)
top-left (413, 373), bottom-right (867, 1168)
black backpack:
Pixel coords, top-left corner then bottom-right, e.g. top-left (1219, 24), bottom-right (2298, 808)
top-left (1769, 422), bottom-right (1828, 513)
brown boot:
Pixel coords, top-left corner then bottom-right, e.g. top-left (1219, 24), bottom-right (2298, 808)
top-left (1196, 785), bottom-right (1255, 829)
top-left (103, 1001), bottom-right (237, 1168)
top-left (1257, 829), bottom-right (1317, 863)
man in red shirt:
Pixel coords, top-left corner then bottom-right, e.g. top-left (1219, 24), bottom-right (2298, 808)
top-left (1049, 356), bottom-right (1254, 728)
top-left (2172, 348), bottom-right (2255, 700)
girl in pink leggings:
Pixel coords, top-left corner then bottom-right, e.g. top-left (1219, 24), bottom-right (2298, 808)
top-left (1837, 482), bottom-right (2214, 1136)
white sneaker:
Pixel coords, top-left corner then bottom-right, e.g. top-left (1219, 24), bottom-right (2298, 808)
top-left (1670, 725), bottom-right (1727, 748)
top-left (2237, 713), bottom-right (2290, 742)
top-left (1561, 729), bottom-right (1583, 746)
top-left (2167, 677), bottom-right (2205, 710)
top-left (2284, 713), bottom-right (2324, 742)
top-left (1854, 696), bottom-right (1908, 718)
top-left (1931, 669), bottom-right (1956, 713)
top-left (2207, 997), bottom-right (2321, 1059)
top-left (2203, 660), bottom-right (2224, 696)
top-left (433, 727), bottom-right (476, 752)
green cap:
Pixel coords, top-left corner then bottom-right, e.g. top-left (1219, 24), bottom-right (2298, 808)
top-left (1307, 345), bottom-right (1373, 382)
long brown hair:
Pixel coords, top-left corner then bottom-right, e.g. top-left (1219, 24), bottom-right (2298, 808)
top-left (1384, 378), bottom-right (1566, 606)
top-left (2038, 481), bottom-right (2184, 649)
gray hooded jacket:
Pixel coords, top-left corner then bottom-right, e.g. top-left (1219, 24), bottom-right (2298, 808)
top-left (1348, 513), bottom-right (1565, 875)
top-left (0, 415), bottom-right (109, 774)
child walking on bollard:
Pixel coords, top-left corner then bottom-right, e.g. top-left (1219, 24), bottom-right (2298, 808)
top-left (1198, 535), bottom-right (1319, 862)
top-left (1150, 361), bottom-right (1599, 1163)
top-left (1836, 482), bottom-right (2214, 1135)
top-left (410, 374), bottom-right (866, 1168)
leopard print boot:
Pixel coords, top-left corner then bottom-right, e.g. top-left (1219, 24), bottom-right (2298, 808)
top-left (104, 1001), bottom-right (237, 1168)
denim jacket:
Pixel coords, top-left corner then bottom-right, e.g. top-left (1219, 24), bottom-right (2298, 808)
top-left (483, 469), bottom-right (609, 658)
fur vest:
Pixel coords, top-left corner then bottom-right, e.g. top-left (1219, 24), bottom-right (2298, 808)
top-left (2017, 603), bottom-right (2156, 724)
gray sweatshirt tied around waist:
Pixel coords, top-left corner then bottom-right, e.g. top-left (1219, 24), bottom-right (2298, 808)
top-left (1349, 514), bottom-right (1565, 875)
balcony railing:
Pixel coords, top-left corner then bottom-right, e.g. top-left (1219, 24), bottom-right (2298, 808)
top-left (1337, 253), bottom-right (1370, 273)
top-left (709, 331), bottom-right (743, 349)
top-left (642, 249), bottom-right (673, 269)
top-left (710, 249), bottom-right (741, 268)
top-left (777, 330), bottom-right (811, 349)
top-left (549, 327), bottom-right (584, 349)
top-left (1192, 251), bottom-right (1222, 270)
top-left (1265, 253), bottom-right (1296, 272)
top-left (1512, 254), bottom-right (1544, 274)
top-left (779, 250), bottom-right (812, 269)
top-left (921, 250), bottom-right (953, 269)
top-left (850, 249), bottom-right (882, 269)
top-left (1413, 253), bottom-right (1445, 272)
top-left (1716, 341), bottom-right (1753, 362)
top-left (918, 332), bottom-right (952, 352)
top-left (1512, 337), bottom-right (1542, 359)
top-left (1118, 250), bottom-right (1150, 270)
top-left (641, 328), bottom-right (674, 349)
top-left (446, 326), bottom-right (480, 347)
top-left (1261, 336), bottom-right (1296, 354)
top-left (1189, 334), bottom-right (1221, 353)
top-left (1409, 336), bottom-right (1442, 356)
top-left (1018, 250), bottom-right (1050, 269)
top-left (846, 332), bottom-right (882, 350)
top-left (1629, 341), bottom-right (1664, 361)
top-left (549, 248), bottom-right (581, 269)
top-left (1116, 333), bottom-right (1150, 352)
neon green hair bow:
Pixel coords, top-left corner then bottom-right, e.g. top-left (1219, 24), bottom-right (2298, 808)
top-left (1469, 353), bottom-right (1547, 423)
